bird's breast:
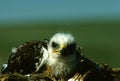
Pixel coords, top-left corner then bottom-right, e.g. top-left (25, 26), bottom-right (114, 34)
top-left (46, 60), bottom-right (77, 79)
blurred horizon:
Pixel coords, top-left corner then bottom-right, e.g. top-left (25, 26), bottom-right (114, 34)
top-left (0, 0), bottom-right (120, 25)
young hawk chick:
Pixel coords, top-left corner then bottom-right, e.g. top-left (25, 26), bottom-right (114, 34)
top-left (37, 33), bottom-right (108, 81)
top-left (37, 33), bottom-right (81, 80)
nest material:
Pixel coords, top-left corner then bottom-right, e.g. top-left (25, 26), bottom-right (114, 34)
top-left (0, 73), bottom-right (53, 81)
top-left (1, 62), bottom-right (120, 81)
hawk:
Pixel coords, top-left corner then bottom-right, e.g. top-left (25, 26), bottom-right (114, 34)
top-left (35, 33), bottom-right (110, 81)
top-left (35, 33), bottom-right (82, 80)
top-left (1, 33), bottom-right (111, 81)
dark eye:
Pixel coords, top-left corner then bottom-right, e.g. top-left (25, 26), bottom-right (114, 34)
top-left (51, 42), bottom-right (59, 49)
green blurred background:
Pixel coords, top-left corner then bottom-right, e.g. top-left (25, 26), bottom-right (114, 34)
top-left (0, 20), bottom-right (120, 70)
top-left (0, 0), bottom-right (120, 71)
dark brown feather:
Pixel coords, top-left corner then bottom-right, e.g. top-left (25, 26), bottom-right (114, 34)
top-left (2, 40), bottom-right (48, 74)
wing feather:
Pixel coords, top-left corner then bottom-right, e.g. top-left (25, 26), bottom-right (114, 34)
top-left (1, 40), bottom-right (48, 74)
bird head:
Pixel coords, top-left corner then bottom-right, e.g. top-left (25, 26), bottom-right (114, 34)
top-left (48, 33), bottom-right (76, 58)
